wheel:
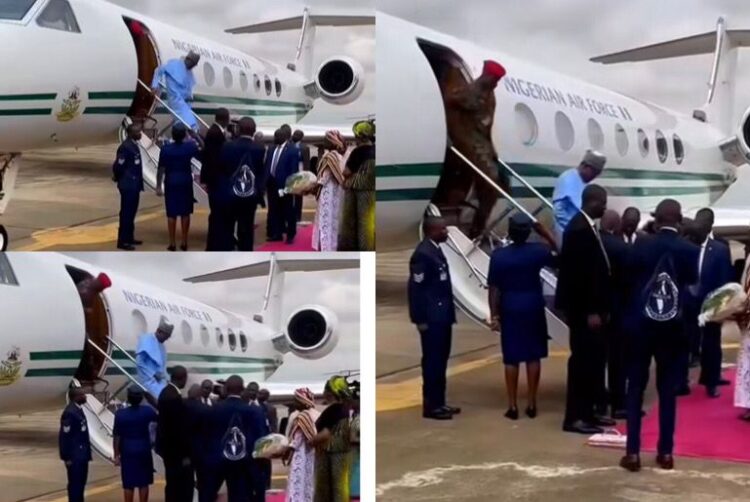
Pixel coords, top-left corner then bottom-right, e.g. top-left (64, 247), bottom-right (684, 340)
top-left (0, 225), bottom-right (7, 251)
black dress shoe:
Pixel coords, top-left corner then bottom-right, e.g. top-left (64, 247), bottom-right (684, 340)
top-left (167, 245), bottom-right (176, 252)
top-left (656, 454), bottom-right (674, 470)
top-left (117, 243), bottom-right (136, 251)
top-left (267, 236), bottom-right (283, 242)
top-left (707, 387), bottom-right (720, 398)
top-left (131, 239), bottom-right (144, 246)
top-left (619, 454), bottom-right (641, 472)
top-left (676, 386), bottom-right (691, 396)
top-left (718, 379), bottom-right (731, 386)
top-left (442, 405), bottom-right (461, 415)
top-left (525, 406), bottom-right (537, 419)
top-left (562, 420), bottom-right (603, 434)
top-left (612, 409), bottom-right (627, 420)
top-left (286, 237), bottom-right (295, 244)
top-left (504, 407), bottom-right (519, 420)
top-left (593, 415), bottom-right (616, 427)
top-left (423, 408), bottom-right (452, 420)
top-left (180, 244), bottom-right (188, 251)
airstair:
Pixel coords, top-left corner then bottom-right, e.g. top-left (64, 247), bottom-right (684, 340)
top-left (120, 80), bottom-right (210, 207)
top-left (434, 146), bottom-right (569, 347)
top-left (70, 336), bottom-right (163, 473)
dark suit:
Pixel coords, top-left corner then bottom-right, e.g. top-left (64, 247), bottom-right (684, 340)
top-left (185, 399), bottom-right (211, 502)
top-left (205, 396), bottom-right (269, 502)
top-left (215, 136), bottom-right (267, 251)
top-left (113, 138), bottom-right (144, 247)
top-left (201, 124), bottom-right (227, 250)
top-left (556, 212), bottom-right (612, 425)
top-left (59, 403), bottom-right (92, 502)
top-left (257, 401), bottom-right (277, 490)
top-left (157, 384), bottom-right (194, 502)
top-left (625, 228), bottom-right (699, 456)
top-left (265, 142), bottom-right (301, 241)
top-left (696, 239), bottom-right (733, 388)
top-left (408, 238), bottom-right (456, 412)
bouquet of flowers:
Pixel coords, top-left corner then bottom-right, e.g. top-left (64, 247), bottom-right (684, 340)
top-left (284, 171), bottom-right (318, 196)
top-left (698, 283), bottom-right (749, 327)
top-left (252, 433), bottom-right (289, 459)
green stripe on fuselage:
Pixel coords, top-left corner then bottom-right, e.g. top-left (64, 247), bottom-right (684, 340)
top-left (88, 91), bottom-right (136, 100)
top-left (0, 93), bottom-right (57, 101)
top-left (0, 109), bottom-right (52, 116)
top-left (29, 350), bottom-right (277, 365)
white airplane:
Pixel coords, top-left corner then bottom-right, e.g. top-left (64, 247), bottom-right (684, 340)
top-left (0, 251), bottom-right (359, 462)
top-left (0, 0), bottom-right (374, 250)
top-left (377, 12), bottom-right (750, 341)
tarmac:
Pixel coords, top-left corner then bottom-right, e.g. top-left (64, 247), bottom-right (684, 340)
top-left (376, 250), bottom-right (750, 502)
top-left (2, 146), bottom-right (316, 252)
top-left (0, 410), bottom-right (289, 502)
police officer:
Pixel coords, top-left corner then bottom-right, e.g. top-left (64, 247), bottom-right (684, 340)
top-left (59, 387), bottom-right (92, 502)
top-left (408, 215), bottom-right (461, 420)
top-left (113, 124), bottom-right (144, 251)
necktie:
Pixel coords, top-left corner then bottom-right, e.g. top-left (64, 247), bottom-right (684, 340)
top-left (271, 146), bottom-right (282, 176)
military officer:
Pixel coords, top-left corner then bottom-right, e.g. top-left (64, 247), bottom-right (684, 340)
top-left (408, 215), bottom-right (461, 420)
top-left (59, 387), bottom-right (92, 502)
top-left (113, 124), bottom-right (145, 251)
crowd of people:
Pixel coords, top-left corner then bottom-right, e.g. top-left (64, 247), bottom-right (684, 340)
top-left (409, 148), bottom-right (750, 472)
top-left (112, 51), bottom-right (375, 252)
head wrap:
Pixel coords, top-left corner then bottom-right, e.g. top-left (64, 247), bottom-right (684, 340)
top-left (352, 120), bottom-right (375, 140)
top-left (325, 129), bottom-right (346, 153)
top-left (325, 375), bottom-right (353, 401)
top-left (289, 387), bottom-right (317, 442)
top-left (482, 60), bottom-right (506, 80)
top-left (581, 149), bottom-right (606, 171)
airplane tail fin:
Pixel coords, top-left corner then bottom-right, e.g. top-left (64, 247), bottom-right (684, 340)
top-left (591, 17), bottom-right (750, 134)
top-left (226, 8), bottom-right (374, 79)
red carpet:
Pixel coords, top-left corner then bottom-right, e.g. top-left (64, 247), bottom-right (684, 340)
top-left (265, 495), bottom-right (359, 501)
top-left (257, 224), bottom-right (315, 252)
top-left (624, 369), bottom-right (750, 463)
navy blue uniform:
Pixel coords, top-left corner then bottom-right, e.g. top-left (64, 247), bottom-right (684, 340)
top-left (59, 403), bottom-right (92, 502)
top-left (159, 140), bottom-right (199, 218)
top-left (113, 139), bottom-right (144, 247)
top-left (157, 384), bottom-right (194, 502)
top-left (625, 228), bottom-right (699, 456)
top-left (265, 142), bottom-right (301, 242)
top-left (488, 242), bottom-right (554, 364)
top-left (113, 404), bottom-right (157, 490)
top-left (408, 238), bottom-right (456, 412)
top-left (204, 396), bottom-right (269, 502)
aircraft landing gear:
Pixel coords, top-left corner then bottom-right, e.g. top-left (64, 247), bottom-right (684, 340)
top-left (0, 225), bottom-right (7, 251)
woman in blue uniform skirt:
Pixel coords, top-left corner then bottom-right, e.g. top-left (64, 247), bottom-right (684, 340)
top-left (157, 123), bottom-right (201, 251)
top-left (488, 214), bottom-right (556, 420)
top-left (113, 386), bottom-right (158, 502)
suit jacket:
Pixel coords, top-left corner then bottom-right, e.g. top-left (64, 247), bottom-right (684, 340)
top-left (260, 401), bottom-right (278, 433)
top-left (295, 142), bottom-right (311, 172)
top-left (207, 396), bottom-right (269, 465)
top-left (59, 403), bottom-right (92, 463)
top-left (697, 238), bottom-right (733, 300)
top-left (555, 212), bottom-right (612, 317)
top-left (185, 399), bottom-right (211, 463)
top-left (601, 232), bottom-right (633, 321)
top-left (200, 124), bottom-right (227, 189)
top-left (265, 142), bottom-right (301, 186)
top-left (408, 239), bottom-right (456, 325)
top-left (156, 384), bottom-right (190, 461)
top-left (216, 137), bottom-right (267, 203)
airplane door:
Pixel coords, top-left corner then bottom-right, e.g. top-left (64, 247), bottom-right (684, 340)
top-left (122, 17), bottom-right (161, 122)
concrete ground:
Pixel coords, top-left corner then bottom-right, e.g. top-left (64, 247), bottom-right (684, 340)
top-left (376, 250), bottom-right (750, 502)
top-left (0, 410), bottom-right (288, 502)
top-left (2, 146), bottom-right (316, 251)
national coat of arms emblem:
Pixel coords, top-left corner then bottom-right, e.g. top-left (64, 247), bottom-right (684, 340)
top-left (56, 87), bottom-right (82, 122)
top-left (0, 346), bottom-right (22, 387)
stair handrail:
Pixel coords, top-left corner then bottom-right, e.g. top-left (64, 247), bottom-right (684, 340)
top-left (137, 79), bottom-right (210, 130)
top-left (86, 339), bottom-right (148, 397)
top-left (105, 336), bottom-right (138, 366)
top-left (496, 157), bottom-right (554, 212)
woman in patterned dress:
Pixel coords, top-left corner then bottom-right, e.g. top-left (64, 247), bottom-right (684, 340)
top-left (338, 121), bottom-right (375, 251)
top-left (312, 131), bottom-right (347, 251)
top-left (734, 253), bottom-right (750, 420)
top-left (284, 388), bottom-right (320, 502)
top-left (312, 376), bottom-right (353, 502)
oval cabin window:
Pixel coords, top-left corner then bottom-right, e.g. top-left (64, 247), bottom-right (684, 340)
top-left (554, 111), bottom-right (575, 151)
top-left (514, 103), bottom-right (538, 146)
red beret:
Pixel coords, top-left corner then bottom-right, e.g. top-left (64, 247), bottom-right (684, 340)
top-left (483, 60), bottom-right (506, 80)
top-left (96, 273), bottom-right (112, 289)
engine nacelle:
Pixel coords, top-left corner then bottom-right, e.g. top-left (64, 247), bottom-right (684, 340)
top-left (314, 57), bottom-right (365, 105)
top-left (720, 106), bottom-right (750, 167)
top-left (284, 305), bottom-right (339, 360)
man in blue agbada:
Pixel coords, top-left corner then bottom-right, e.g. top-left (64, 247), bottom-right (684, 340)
top-left (136, 316), bottom-right (174, 401)
top-left (552, 149), bottom-right (606, 243)
top-left (151, 51), bottom-right (201, 131)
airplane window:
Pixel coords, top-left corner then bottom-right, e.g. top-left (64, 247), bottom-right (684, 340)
top-left (131, 310), bottom-right (147, 334)
top-left (216, 328), bottom-right (224, 347)
top-left (223, 67), bottom-right (233, 89)
top-left (240, 71), bottom-right (249, 92)
top-left (181, 321), bottom-right (193, 344)
top-left (264, 76), bottom-right (272, 96)
top-left (0, 0), bottom-right (37, 20)
top-left (253, 74), bottom-right (261, 92)
top-left (655, 130), bottom-right (668, 163)
top-left (36, 0), bottom-right (80, 33)
top-left (513, 103), bottom-right (538, 146)
top-left (637, 128), bottom-right (649, 157)
top-left (587, 118), bottom-right (604, 150)
top-left (0, 253), bottom-right (19, 286)
top-left (275, 79), bottom-right (282, 97)
top-left (615, 123), bottom-right (628, 156)
top-left (204, 62), bottom-right (216, 87)
top-left (673, 134), bottom-right (685, 164)
top-left (200, 325), bottom-right (209, 346)
top-left (554, 111), bottom-right (575, 151)
top-left (239, 332), bottom-right (248, 352)
top-left (228, 330), bottom-right (237, 351)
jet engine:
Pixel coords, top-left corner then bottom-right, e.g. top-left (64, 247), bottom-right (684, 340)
top-left (314, 57), bottom-right (365, 105)
top-left (284, 305), bottom-right (339, 360)
top-left (719, 106), bottom-right (750, 166)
